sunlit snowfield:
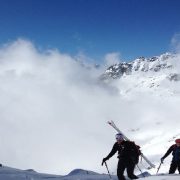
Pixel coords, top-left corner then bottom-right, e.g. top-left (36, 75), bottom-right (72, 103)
top-left (0, 166), bottom-right (180, 180)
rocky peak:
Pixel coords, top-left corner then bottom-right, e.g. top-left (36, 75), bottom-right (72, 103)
top-left (101, 53), bottom-right (174, 80)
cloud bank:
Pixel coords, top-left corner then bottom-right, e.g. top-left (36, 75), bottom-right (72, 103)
top-left (0, 39), bottom-right (180, 175)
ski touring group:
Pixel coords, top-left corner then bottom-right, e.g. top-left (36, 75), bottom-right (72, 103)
top-left (102, 121), bottom-right (180, 180)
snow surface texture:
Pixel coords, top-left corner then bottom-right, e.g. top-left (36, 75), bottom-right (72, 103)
top-left (0, 39), bottom-right (180, 177)
top-left (0, 166), bottom-right (180, 180)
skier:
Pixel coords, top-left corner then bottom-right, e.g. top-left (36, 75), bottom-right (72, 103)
top-left (102, 133), bottom-right (140, 180)
top-left (161, 139), bottom-right (180, 174)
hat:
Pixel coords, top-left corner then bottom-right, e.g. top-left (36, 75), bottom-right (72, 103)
top-left (175, 139), bottom-right (180, 143)
top-left (115, 133), bottom-right (124, 141)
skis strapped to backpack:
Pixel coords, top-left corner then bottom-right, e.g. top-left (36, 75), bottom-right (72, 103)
top-left (108, 120), bottom-right (155, 169)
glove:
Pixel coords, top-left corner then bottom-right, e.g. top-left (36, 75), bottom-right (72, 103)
top-left (161, 157), bottom-right (164, 163)
top-left (101, 157), bottom-right (108, 166)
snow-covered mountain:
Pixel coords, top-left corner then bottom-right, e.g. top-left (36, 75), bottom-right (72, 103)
top-left (0, 40), bottom-right (180, 179)
top-left (100, 53), bottom-right (180, 97)
top-left (101, 53), bottom-right (176, 79)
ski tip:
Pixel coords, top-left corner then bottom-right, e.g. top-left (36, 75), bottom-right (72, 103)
top-left (107, 121), bottom-right (112, 125)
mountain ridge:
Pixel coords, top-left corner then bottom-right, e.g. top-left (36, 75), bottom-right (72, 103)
top-left (100, 52), bottom-right (180, 97)
top-left (101, 53), bottom-right (178, 80)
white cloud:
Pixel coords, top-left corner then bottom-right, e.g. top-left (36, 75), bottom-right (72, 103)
top-left (170, 33), bottom-right (180, 53)
top-left (104, 52), bottom-right (121, 67)
top-left (0, 39), bottom-right (180, 176)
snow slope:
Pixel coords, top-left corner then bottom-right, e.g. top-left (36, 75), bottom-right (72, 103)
top-left (101, 52), bottom-right (180, 98)
top-left (0, 166), bottom-right (180, 180)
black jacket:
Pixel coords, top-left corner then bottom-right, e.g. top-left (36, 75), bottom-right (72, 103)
top-left (105, 141), bottom-right (140, 164)
top-left (162, 144), bottom-right (180, 162)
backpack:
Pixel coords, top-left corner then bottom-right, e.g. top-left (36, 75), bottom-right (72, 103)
top-left (129, 141), bottom-right (141, 164)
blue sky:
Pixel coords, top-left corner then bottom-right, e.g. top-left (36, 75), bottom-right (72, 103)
top-left (0, 0), bottom-right (180, 62)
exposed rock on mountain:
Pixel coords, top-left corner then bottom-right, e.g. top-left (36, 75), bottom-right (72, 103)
top-left (101, 53), bottom-right (175, 80)
top-left (100, 53), bottom-right (180, 97)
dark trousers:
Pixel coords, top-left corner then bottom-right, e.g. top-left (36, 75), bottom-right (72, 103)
top-left (117, 159), bottom-right (136, 180)
top-left (169, 161), bottom-right (180, 174)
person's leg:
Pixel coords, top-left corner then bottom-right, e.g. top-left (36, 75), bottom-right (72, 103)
top-left (126, 162), bottom-right (138, 179)
top-left (169, 161), bottom-right (177, 174)
top-left (117, 160), bottom-right (126, 180)
top-left (177, 161), bottom-right (180, 174)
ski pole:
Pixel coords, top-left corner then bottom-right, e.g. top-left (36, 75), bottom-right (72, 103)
top-left (156, 162), bottom-right (162, 174)
top-left (104, 162), bottom-right (112, 179)
top-left (136, 164), bottom-right (145, 177)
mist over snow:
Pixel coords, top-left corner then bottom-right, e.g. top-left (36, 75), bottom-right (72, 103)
top-left (171, 33), bottom-right (180, 53)
top-left (104, 52), bottom-right (122, 67)
top-left (0, 39), bottom-right (180, 176)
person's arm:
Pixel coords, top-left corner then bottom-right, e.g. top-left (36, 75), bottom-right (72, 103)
top-left (102, 143), bottom-right (118, 165)
top-left (106, 143), bottom-right (118, 159)
top-left (161, 145), bottom-right (175, 161)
